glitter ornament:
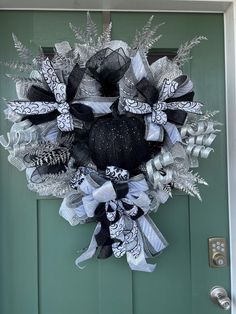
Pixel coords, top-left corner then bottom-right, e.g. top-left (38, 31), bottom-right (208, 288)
top-left (89, 114), bottom-right (150, 171)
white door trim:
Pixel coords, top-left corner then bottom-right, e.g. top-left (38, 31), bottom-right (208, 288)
top-left (0, 0), bottom-right (233, 13)
top-left (0, 1), bottom-right (235, 312)
top-left (224, 3), bottom-right (236, 313)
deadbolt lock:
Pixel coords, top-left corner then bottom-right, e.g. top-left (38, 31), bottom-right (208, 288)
top-left (208, 237), bottom-right (227, 268)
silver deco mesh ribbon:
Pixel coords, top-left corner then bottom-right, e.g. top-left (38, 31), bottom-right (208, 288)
top-left (0, 120), bottom-right (40, 170)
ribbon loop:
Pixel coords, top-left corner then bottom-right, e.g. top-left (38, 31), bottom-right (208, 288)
top-left (136, 77), bottom-right (159, 104)
top-left (159, 78), bottom-right (178, 101)
top-left (57, 113), bottom-right (74, 132)
top-left (105, 166), bottom-right (129, 182)
top-left (86, 47), bottom-right (131, 96)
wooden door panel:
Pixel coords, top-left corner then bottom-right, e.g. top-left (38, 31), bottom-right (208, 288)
top-left (38, 201), bottom-right (133, 314)
top-left (38, 199), bottom-right (100, 314)
top-left (132, 196), bottom-right (191, 314)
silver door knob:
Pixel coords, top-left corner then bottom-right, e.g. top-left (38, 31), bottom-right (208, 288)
top-left (210, 286), bottom-right (231, 310)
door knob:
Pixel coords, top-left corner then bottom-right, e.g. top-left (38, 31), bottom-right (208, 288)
top-left (210, 286), bottom-right (231, 310)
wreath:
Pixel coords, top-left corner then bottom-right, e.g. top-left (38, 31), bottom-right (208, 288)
top-left (0, 14), bottom-right (220, 272)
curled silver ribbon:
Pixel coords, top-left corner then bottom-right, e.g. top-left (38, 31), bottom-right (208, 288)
top-left (180, 121), bottom-right (220, 138)
top-left (146, 152), bottom-right (174, 189)
top-left (181, 121), bottom-right (219, 159)
top-left (185, 144), bottom-right (214, 159)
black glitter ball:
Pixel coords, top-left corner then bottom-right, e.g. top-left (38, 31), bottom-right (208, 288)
top-left (89, 115), bottom-right (150, 171)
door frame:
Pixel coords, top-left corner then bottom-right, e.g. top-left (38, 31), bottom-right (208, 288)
top-left (0, 1), bottom-right (236, 312)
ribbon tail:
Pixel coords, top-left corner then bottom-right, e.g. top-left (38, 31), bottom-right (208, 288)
top-left (138, 215), bottom-right (168, 257)
top-left (8, 101), bottom-right (57, 115)
top-left (75, 223), bottom-right (101, 269)
top-left (57, 113), bottom-right (74, 131)
top-left (66, 65), bottom-right (85, 102)
top-left (144, 115), bottom-right (164, 141)
top-left (163, 122), bottom-right (182, 144)
top-left (131, 51), bottom-right (153, 82)
top-left (77, 97), bottom-right (116, 115)
top-left (59, 192), bottom-right (88, 226)
top-left (126, 231), bottom-right (156, 272)
top-left (42, 58), bottom-right (61, 94)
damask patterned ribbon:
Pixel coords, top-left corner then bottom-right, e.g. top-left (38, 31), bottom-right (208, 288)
top-left (8, 60), bottom-right (117, 130)
top-left (123, 55), bottom-right (202, 142)
top-left (8, 59), bottom-right (97, 131)
top-left (124, 77), bottom-right (202, 125)
top-left (105, 165), bottom-right (129, 182)
top-left (8, 59), bottom-right (76, 131)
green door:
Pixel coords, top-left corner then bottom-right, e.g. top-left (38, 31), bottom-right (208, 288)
top-left (0, 11), bottom-right (229, 314)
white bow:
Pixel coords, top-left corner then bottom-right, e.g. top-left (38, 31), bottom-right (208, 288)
top-left (77, 173), bottom-right (150, 218)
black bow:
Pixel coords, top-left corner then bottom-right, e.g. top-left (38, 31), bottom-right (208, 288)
top-left (86, 48), bottom-right (131, 97)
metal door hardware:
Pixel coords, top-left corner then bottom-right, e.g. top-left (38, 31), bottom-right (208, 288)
top-left (210, 286), bottom-right (231, 310)
top-left (208, 237), bottom-right (227, 268)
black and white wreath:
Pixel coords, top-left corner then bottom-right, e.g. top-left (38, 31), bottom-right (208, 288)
top-left (0, 14), bottom-right (221, 272)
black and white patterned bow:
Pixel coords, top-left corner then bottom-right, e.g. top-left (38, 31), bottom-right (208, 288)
top-left (61, 166), bottom-right (168, 271)
top-left (124, 76), bottom-right (202, 125)
top-left (8, 58), bottom-right (82, 132)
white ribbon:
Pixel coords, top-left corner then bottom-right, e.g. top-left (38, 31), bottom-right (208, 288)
top-left (124, 98), bottom-right (202, 126)
top-left (76, 96), bottom-right (116, 115)
top-left (124, 76), bottom-right (202, 144)
top-left (131, 51), bottom-right (151, 82)
top-left (75, 223), bottom-right (101, 269)
top-left (138, 215), bottom-right (168, 255)
top-left (59, 191), bottom-right (88, 226)
top-left (60, 171), bottom-right (151, 224)
top-left (69, 173), bottom-right (150, 219)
